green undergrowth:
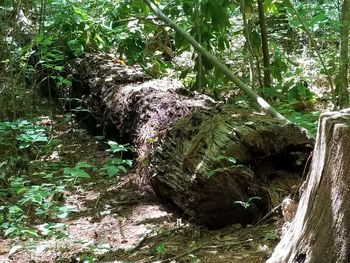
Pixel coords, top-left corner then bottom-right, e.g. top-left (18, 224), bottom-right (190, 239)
top-left (232, 95), bottom-right (320, 137)
top-left (280, 107), bottom-right (320, 136)
top-left (0, 115), bottom-right (133, 244)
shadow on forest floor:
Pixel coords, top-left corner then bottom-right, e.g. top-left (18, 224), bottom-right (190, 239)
top-left (0, 113), bottom-right (278, 263)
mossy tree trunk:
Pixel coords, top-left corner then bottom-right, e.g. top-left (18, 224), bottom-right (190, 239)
top-left (267, 109), bottom-right (350, 263)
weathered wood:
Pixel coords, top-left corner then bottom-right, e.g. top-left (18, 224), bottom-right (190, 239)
top-left (69, 52), bottom-right (313, 228)
top-left (267, 108), bottom-right (350, 263)
top-left (149, 106), bottom-right (313, 228)
top-left (69, 52), bottom-right (214, 157)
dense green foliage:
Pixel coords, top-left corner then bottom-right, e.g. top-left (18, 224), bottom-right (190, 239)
top-left (0, 118), bottom-right (132, 240)
top-left (1, 0), bottom-right (346, 104)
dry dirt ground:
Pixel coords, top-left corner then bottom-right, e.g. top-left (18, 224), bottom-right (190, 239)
top-left (0, 114), bottom-right (279, 263)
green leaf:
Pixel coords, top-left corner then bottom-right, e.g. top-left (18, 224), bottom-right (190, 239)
top-left (207, 0), bottom-right (230, 31)
top-left (16, 187), bottom-right (27, 194)
top-left (206, 167), bottom-right (225, 178)
top-left (20, 228), bottom-right (39, 238)
top-left (39, 223), bottom-right (65, 236)
top-left (124, 159), bottom-right (133, 167)
top-left (71, 169), bottom-right (91, 178)
top-left (107, 141), bottom-right (129, 153)
top-left (67, 39), bottom-right (84, 57)
top-left (234, 201), bottom-right (249, 209)
top-left (117, 166), bottom-right (127, 174)
top-left (63, 167), bottom-right (73, 175)
top-left (8, 205), bottom-right (23, 214)
top-left (156, 243), bottom-right (167, 255)
top-left (226, 157), bottom-right (237, 164)
top-left (248, 196), bottom-right (262, 202)
top-left (56, 205), bottom-right (78, 219)
top-left (102, 165), bottom-right (119, 177)
top-left (76, 162), bottom-right (95, 169)
top-left (4, 226), bottom-right (19, 236)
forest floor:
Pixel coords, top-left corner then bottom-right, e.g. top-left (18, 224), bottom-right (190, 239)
top-left (0, 107), bottom-right (279, 263)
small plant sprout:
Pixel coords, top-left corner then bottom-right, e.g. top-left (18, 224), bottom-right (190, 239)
top-left (156, 242), bottom-right (167, 257)
top-left (234, 196), bottom-right (262, 209)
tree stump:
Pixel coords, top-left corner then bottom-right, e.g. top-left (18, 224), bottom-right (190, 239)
top-left (267, 109), bottom-right (350, 263)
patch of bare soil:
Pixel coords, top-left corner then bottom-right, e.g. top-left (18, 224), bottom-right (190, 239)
top-left (0, 115), bottom-right (278, 263)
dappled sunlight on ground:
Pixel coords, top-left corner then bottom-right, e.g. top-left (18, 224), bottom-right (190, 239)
top-left (0, 115), bottom-right (278, 262)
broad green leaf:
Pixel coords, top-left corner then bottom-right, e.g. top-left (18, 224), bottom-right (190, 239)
top-left (76, 162), bottom-right (95, 169)
top-left (56, 205), bottom-right (78, 219)
top-left (63, 167), bottom-right (73, 175)
top-left (20, 228), bottom-right (39, 238)
top-left (117, 166), bottom-right (127, 174)
top-left (8, 205), bottom-right (23, 214)
top-left (4, 226), bottom-right (19, 236)
top-left (102, 165), bottom-right (119, 177)
top-left (71, 169), bottom-right (91, 178)
top-left (67, 39), bottom-right (84, 57)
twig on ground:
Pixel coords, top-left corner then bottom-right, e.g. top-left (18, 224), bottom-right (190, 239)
top-left (255, 203), bottom-right (281, 225)
top-left (127, 230), bottom-right (154, 253)
top-left (156, 238), bottom-right (254, 263)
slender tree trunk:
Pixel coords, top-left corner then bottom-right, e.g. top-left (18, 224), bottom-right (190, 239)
top-left (267, 109), bottom-right (350, 263)
top-left (257, 0), bottom-right (271, 87)
top-left (241, 0), bottom-right (256, 90)
top-left (256, 56), bottom-right (264, 90)
top-left (336, 0), bottom-right (350, 108)
top-left (195, 1), bottom-right (203, 91)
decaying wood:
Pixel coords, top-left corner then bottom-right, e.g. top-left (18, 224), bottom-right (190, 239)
top-left (69, 52), bottom-right (214, 157)
top-left (267, 108), bottom-right (350, 263)
top-left (149, 106), bottom-right (313, 228)
top-left (69, 52), bottom-right (313, 228)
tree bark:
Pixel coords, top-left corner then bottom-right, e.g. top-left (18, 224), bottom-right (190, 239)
top-left (336, 0), bottom-right (350, 108)
top-left (267, 108), bottom-right (350, 263)
top-left (68, 52), bottom-right (213, 158)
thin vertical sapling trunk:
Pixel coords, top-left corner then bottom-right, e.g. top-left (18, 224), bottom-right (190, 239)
top-left (195, 0), bottom-right (203, 91)
top-left (257, 0), bottom-right (271, 88)
top-left (336, 0), bottom-right (350, 108)
top-left (240, 0), bottom-right (256, 90)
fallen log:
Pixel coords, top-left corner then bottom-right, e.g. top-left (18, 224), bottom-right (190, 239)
top-left (69, 52), bottom-right (313, 228)
top-left (267, 109), bottom-right (350, 263)
top-left (149, 106), bottom-right (313, 228)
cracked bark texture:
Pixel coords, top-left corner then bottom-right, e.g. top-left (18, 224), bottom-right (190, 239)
top-left (267, 109), bottom-right (350, 263)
